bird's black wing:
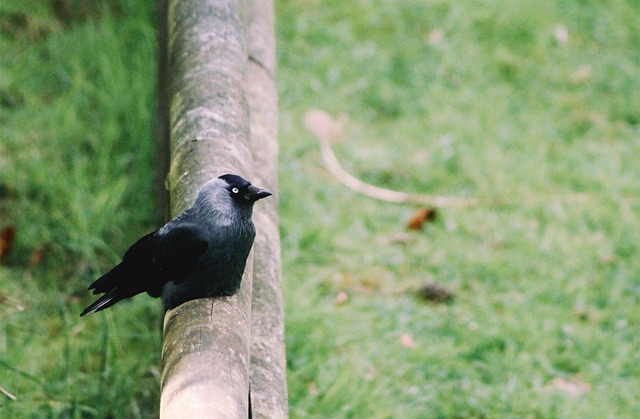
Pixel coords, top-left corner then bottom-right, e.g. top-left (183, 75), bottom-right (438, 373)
top-left (145, 222), bottom-right (211, 295)
top-left (81, 222), bottom-right (210, 315)
top-left (88, 230), bottom-right (158, 295)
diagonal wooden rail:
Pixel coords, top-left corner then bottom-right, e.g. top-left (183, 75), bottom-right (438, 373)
top-left (158, 0), bottom-right (287, 417)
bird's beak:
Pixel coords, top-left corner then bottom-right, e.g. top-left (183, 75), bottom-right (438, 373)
top-left (245, 185), bottom-right (272, 201)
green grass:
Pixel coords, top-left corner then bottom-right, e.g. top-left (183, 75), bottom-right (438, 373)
top-left (1, 1), bottom-right (161, 417)
top-left (277, 0), bottom-right (640, 417)
top-left (2, 0), bottom-right (640, 417)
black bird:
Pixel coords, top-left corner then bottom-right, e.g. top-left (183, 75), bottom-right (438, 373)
top-left (80, 174), bottom-right (272, 316)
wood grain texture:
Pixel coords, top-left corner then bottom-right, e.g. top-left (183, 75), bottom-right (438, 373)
top-left (160, 0), bottom-right (253, 417)
top-left (245, 0), bottom-right (289, 417)
top-left (159, 0), bottom-right (286, 416)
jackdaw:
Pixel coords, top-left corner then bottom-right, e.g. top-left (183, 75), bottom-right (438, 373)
top-left (80, 174), bottom-right (271, 316)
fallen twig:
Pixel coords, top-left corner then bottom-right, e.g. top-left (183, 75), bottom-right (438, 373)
top-left (304, 109), bottom-right (638, 208)
top-left (305, 109), bottom-right (479, 207)
top-left (0, 385), bottom-right (17, 400)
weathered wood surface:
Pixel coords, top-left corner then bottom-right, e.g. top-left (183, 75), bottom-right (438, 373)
top-left (245, 0), bottom-right (288, 417)
top-left (159, 0), bottom-right (286, 417)
top-left (160, 0), bottom-right (252, 417)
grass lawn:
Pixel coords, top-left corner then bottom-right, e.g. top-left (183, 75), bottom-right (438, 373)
top-left (2, 0), bottom-right (640, 417)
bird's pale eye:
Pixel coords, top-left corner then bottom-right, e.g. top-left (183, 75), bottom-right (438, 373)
top-left (231, 187), bottom-right (239, 194)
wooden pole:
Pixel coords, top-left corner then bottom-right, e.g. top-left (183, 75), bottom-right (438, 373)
top-left (244, 0), bottom-right (288, 417)
top-left (158, 0), bottom-right (287, 417)
top-left (159, 0), bottom-right (254, 417)
top-left (155, 0), bottom-right (170, 220)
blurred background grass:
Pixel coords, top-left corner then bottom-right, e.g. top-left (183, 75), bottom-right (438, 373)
top-left (1, 0), bottom-right (639, 417)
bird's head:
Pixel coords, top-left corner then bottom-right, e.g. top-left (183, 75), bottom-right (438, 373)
top-left (192, 174), bottom-right (272, 222)
top-left (217, 174), bottom-right (272, 202)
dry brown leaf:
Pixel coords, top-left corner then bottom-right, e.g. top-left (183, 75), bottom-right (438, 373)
top-left (407, 207), bottom-right (438, 230)
top-left (29, 246), bottom-right (44, 266)
top-left (417, 283), bottom-right (455, 304)
top-left (0, 226), bottom-right (16, 262)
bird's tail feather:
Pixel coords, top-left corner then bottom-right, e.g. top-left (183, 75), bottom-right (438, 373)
top-left (88, 264), bottom-right (126, 294)
top-left (80, 289), bottom-right (121, 316)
